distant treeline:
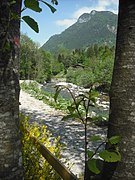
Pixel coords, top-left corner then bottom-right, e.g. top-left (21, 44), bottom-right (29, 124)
top-left (20, 34), bottom-right (115, 92)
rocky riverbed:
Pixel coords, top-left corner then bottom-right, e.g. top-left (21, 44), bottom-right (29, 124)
top-left (19, 89), bottom-right (108, 178)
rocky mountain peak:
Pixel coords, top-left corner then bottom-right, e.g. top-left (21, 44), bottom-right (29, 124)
top-left (42, 10), bottom-right (117, 53)
top-left (77, 10), bottom-right (97, 24)
top-left (91, 10), bottom-right (97, 15)
top-left (78, 13), bottom-right (91, 23)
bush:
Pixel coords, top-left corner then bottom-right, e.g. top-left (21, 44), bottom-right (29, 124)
top-left (76, 70), bottom-right (95, 88)
top-left (66, 68), bottom-right (95, 88)
top-left (20, 113), bottom-right (62, 180)
top-left (94, 57), bottom-right (113, 92)
top-left (66, 67), bottom-right (78, 84)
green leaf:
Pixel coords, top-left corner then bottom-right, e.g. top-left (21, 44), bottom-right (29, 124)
top-left (51, 0), bottom-right (58, 5)
top-left (24, 0), bottom-right (42, 12)
top-left (99, 150), bottom-right (121, 162)
top-left (54, 87), bottom-right (62, 102)
top-left (87, 151), bottom-right (94, 159)
top-left (89, 135), bottom-right (102, 142)
top-left (22, 16), bottom-right (39, 33)
top-left (90, 90), bottom-right (99, 98)
top-left (76, 98), bottom-right (84, 107)
top-left (87, 159), bottom-right (100, 174)
top-left (67, 106), bottom-right (76, 113)
top-left (41, 0), bottom-right (56, 13)
top-left (90, 97), bottom-right (96, 104)
top-left (108, 136), bottom-right (121, 145)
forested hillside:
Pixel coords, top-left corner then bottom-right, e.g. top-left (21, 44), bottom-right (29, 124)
top-left (42, 10), bottom-right (117, 53)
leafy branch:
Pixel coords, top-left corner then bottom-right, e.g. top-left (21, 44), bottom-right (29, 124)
top-left (87, 135), bottom-right (121, 175)
top-left (54, 84), bottom-right (121, 178)
top-left (21, 0), bottom-right (58, 33)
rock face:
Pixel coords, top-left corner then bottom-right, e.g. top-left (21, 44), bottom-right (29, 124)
top-left (77, 10), bottom-right (99, 23)
top-left (107, 24), bottom-right (117, 34)
top-left (42, 10), bottom-right (117, 53)
top-left (78, 13), bottom-right (92, 23)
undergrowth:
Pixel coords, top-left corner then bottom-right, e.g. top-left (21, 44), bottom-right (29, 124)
top-left (20, 113), bottom-right (62, 180)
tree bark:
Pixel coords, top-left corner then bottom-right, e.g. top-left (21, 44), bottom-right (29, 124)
top-left (102, 0), bottom-right (135, 179)
top-left (0, 1), bottom-right (23, 179)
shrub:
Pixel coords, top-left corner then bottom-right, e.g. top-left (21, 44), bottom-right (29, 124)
top-left (94, 57), bottom-right (113, 92)
top-left (20, 113), bottom-right (62, 180)
top-left (66, 67), bottom-right (78, 84)
top-left (66, 68), bottom-right (95, 88)
top-left (76, 70), bottom-right (95, 88)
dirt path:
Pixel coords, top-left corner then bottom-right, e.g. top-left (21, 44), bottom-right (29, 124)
top-left (19, 90), bottom-right (107, 177)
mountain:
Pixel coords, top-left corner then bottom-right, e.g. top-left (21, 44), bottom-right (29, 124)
top-left (42, 10), bottom-right (117, 53)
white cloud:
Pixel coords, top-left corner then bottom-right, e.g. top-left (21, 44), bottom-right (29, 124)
top-left (55, 19), bottom-right (76, 28)
top-left (97, 0), bottom-right (118, 14)
top-left (55, 0), bottom-right (118, 28)
top-left (98, 0), bottom-right (110, 9)
top-left (73, 7), bottom-right (94, 19)
top-left (55, 7), bottom-right (94, 28)
top-left (109, 0), bottom-right (118, 6)
top-left (73, 0), bottom-right (118, 19)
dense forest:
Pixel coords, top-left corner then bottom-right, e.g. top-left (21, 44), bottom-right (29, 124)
top-left (20, 34), bottom-right (115, 92)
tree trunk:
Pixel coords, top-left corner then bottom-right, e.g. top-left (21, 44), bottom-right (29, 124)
top-left (0, 1), bottom-right (23, 179)
top-left (102, 0), bottom-right (135, 179)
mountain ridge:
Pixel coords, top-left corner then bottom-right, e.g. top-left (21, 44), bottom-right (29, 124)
top-left (42, 10), bottom-right (117, 53)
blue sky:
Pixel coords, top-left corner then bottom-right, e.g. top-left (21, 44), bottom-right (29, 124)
top-left (21, 0), bottom-right (118, 46)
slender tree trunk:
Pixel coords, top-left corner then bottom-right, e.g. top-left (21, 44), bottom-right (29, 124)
top-left (0, 1), bottom-right (23, 179)
top-left (102, 0), bottom-right (135, 179)
top-left (84, 122), bottom-right (91, 180)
